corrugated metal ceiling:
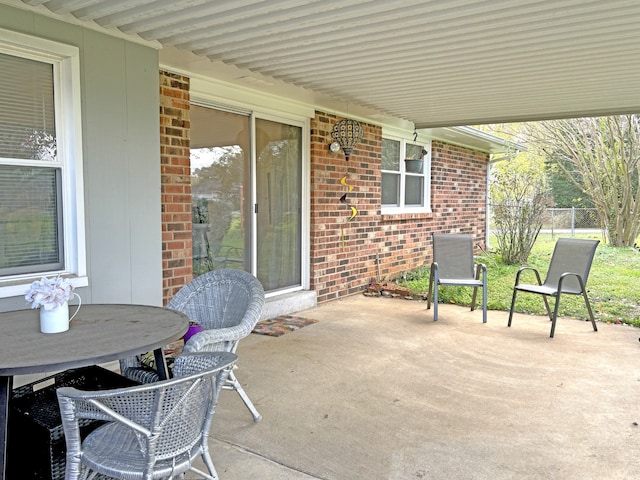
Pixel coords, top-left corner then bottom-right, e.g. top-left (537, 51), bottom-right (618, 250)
top-left (11, 0), bottom-right (640, 127)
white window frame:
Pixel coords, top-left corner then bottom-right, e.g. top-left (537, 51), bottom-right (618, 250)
top-left (381, 133), bottom-right (432, 214)
top-left (0, 28), bottom-right (87, 298)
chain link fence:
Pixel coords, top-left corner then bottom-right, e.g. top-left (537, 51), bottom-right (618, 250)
top-left (489, 206), bottom-right (604, 237)
top-left (542, 208), bottom-right (603, 236)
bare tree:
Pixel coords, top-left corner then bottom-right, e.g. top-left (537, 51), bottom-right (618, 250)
top-left (473, 123), bottom-right (550, 263)
top-left (491, 157), bottom-right (549, 264)
top-left (527, 116), bottom-right (640, 247)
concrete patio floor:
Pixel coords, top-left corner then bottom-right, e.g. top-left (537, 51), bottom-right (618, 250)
top-left (205, 295), bottom-right (640, 480)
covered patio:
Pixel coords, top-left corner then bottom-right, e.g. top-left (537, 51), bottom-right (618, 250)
top-left (208, 295), bottom-right (640, 479)
top-left (1, 3), bottom-right (639, 478)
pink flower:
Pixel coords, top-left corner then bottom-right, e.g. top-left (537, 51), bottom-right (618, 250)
top-left (25, 276), bottom-right (74, 310)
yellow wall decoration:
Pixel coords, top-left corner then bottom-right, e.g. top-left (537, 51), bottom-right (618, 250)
top-left (340, 175), bottom-right (358, 250)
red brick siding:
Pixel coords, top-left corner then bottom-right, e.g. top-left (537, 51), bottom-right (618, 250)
top-left (430, 141), bottom-right (488, 240)
top-left (311, 111), bottom-right (488, 304)
top-left (310, 113), bottom-right (381, 302)
top-left (159, 71), bottom-right (192, 305)
top-left (156, 85), bottom-right (488, 306)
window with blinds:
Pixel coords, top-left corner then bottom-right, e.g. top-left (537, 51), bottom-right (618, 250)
top-left (0, 52), bottom-right (63, 275)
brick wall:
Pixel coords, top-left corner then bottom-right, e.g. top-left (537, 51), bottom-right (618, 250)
top-left (310, 112), bottom-right (381, 302)
top-left (430, 140), bottom-right (488, 240)
top-left (156, 89), bottom-right (489, 306)
top-left (311, 111), bottom-right (488, 304)
top-left (159, 71), bottom-right (192, 305)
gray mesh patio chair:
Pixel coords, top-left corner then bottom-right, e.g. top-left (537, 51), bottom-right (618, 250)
top-left (508, 237), bottom-right (599, 338)
top-left (56, 351), bottom-right (237, 480)
top-left (120, 269), bottom-right (265, 422)
top-left (427, 233), bottom-right (487, 323)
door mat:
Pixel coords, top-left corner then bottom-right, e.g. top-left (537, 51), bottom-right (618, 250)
top-left (252, 315), bottom-right (319, 337)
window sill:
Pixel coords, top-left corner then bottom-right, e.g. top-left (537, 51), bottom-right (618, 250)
top-left (380, 209), bottom-right (434, 221)
top-left (0, 275), bottom-right (88, 299)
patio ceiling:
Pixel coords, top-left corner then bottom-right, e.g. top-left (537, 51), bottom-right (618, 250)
top-left (8, 0), bottom-right (640, 128)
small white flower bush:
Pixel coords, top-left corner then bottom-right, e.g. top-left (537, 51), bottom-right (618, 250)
top-left (25, 276), bottom-right (74, 310)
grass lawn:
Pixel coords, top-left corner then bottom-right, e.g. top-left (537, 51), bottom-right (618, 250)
top-left (398, 233), bottom-right (640, 327)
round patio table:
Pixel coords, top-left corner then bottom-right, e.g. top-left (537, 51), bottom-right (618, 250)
top-left (0, 303), bottom-right (189, 480)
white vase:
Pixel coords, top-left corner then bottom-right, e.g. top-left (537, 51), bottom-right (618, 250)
top-left (39, 293), bottom-right (81, 334)
top-left (40, 302), bottom-right (70, 333)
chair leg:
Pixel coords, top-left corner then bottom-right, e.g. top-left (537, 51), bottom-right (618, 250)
top-left (189, 463), bottom-right (218, 480)
top-left (470, 264), bottom-right (481, 312)
top-left (550, 290), bottom-right (598, 338)
top-left (507, 288), bottom-right (518, 327)
top-left (433, 280), bottom-right (439, 321)
top-left (470, 286), bottom-right (478, 312)
top-left (541, 296), bottom-right (553, 322)
top-left (470, 285), bottom-right (487, 324)
top-left (549, 293), bottom-right (563, 338)
top-left (472, 266), bottom-right (487, 323)
top-left (482, 281), bottom-right (487, 324)
top-left (426, 268), bottom-right (434, 310)
top-left (226, 369), bottom-right (262, 422)
top-left (582, 291), bottom-right (598, 333)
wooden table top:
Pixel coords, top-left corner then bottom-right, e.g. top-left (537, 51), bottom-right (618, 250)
top-left (0, 304), bottom-right (189, 376)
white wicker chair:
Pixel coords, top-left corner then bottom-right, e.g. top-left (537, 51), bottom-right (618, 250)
top-left (56, 351), bottom-right (237, 480)
top-left (120, 269), bottom-right (265, 422)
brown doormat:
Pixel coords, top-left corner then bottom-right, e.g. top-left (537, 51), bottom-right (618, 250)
top-left (252, 315), bottom-right (319, 337)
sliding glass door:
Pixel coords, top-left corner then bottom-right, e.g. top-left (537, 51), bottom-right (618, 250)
top-left (190, 105), bottom-right (302, 293)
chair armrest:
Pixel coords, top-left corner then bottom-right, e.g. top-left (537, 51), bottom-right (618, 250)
top-left (430, 262), bottom-right (439, 280)
top-left (119, 356), bottom-right (162, 384)
top-left (474, 263), bottom-right (486, 280)
top-left (182, 324), bottom-right (251, 353)
top-left (173, 351), bottom-right (237, 377)
top-left (121, 366), bottom-right (160, 384)
top-left (556, 271), bottom-right (586, 294)
top-left (514, 266), bottom-right (543, 286)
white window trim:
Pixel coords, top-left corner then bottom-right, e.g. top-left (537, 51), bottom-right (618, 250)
top-left (0, 28), bottom-right (87, 298)
top-left (381, 133), bottom-right (432, 215)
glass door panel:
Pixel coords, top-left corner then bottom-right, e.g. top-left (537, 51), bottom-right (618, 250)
top-left (190, 106), bottom-right (250, 274)
top-left (255, 118), bottom-right (302, 291)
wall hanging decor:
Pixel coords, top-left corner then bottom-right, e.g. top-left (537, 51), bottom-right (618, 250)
top-left (331, 118), bottom-right (363, 161)
top-left (339, 175), bottom-right (358, 250)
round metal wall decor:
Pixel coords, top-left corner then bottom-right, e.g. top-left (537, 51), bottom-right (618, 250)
top-left (331, 118), bottom-right (363, 161)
